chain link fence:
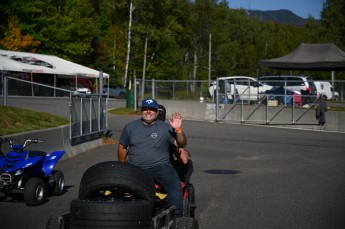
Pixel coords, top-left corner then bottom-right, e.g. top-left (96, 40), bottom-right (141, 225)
top-left (133, 78), bottom-right (344, 125)
top-left (135, 79), bottom-right (211, 102)
top-left (1, 75), bottom-right (344, 131)
top-left (134, 78), bottom-right (344, 103)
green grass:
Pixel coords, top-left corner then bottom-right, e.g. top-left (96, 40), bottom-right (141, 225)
top-left (0, 106), bottom-right (137, 136)
top-left (108, 107), bottom-right (141, 116)
top-left (327, 107), bottom-right (345, 112)
top-left (0, 106), bottom-right (69, 136)
top-left (326, 101), bottom-right (345, 112)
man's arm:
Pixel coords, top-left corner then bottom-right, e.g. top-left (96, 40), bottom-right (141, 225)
top-left (168, 112), bottom-right (187, 148)
top-left (117, 143), bottom-right (128, 162)
top-left (174, 128), bottom-right (187, 148)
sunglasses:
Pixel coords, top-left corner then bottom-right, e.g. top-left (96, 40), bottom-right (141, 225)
top-left (141, 107), bottom-right (158, 112)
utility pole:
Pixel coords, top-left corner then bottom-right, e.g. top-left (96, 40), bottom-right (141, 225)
top-left (208, 33), bottom-right (212, 86)
top-left (141, 37), bottom-right (148, 100)
top-left (192, 50), bottom-right (197, 93)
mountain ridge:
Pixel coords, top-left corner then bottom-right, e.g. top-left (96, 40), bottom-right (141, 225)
top-left (246, 9), bottom-right (310, 27)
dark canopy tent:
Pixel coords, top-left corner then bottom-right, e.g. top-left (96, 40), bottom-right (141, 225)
top-left (258, 43), bottom-right (345, 70)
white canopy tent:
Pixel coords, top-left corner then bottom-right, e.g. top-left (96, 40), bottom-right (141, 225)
top-left (0, 49), bottom-right (109, 78)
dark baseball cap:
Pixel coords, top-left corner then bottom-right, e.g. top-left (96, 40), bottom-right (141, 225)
top-left (141, 98), bottom-right (158, 109)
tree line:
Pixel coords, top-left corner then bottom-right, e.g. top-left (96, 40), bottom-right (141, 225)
top-left (0, 0), bottom-right (344, 88)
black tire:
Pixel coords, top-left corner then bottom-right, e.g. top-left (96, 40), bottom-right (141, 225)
top-left (188, 183), bottom-right (196, 217)
top-left (183, 183), bottom-right (196, 217)
top-left (45, 214), bottom-right (65, 229)
top-left (183, 183), bottom-right (196, 218)
top-left (173, 217), bottom-right (199, 229)
top-left (50, 170), bottom-right (65, 196)
top-left (183, 198), bottom-right (190, 217)
top-left (24, 177), bottom-right (47, 206)
top-left (78, 161), bottom-right (155, 207)
top-left (188, 184), bottom-right (195, 205)
top-left (69, 198), bottom-right (152, 228)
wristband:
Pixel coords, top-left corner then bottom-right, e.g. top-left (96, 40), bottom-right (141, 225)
top-left (175, 127), bottom-right (183, 133)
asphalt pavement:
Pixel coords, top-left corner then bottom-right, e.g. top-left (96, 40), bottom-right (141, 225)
top-left (1, 115), bottom-right (345, 229)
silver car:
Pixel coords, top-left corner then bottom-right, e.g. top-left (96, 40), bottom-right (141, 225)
top-left (103, 85), bottom-right (126, 99)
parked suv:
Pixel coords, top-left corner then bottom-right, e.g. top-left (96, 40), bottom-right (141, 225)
top-left (258, 75), bottom-right (317, 94)
top-left (209, 76), bottom-right (272, 103)
top-left (258, 75), bottom-right (317, 104)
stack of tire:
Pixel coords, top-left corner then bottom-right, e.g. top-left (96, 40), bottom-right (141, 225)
top-left (70, 161), bottom-right (155, 228)
top-left (47, 161), bottom-right (198, 229)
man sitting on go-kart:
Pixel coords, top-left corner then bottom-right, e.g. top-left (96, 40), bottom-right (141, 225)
top-left (118, 98), bottom-right (187, 217)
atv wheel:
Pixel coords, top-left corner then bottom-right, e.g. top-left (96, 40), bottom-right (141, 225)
top-left (50, 170), bottom-right (65, 196)
top-left (70, 198), bottom-right (152, 228)
top-left (78, 161), bottom-right (155, 208)
top-left (24, 177), bottom-right (47, 206)
top-left (173, 217), bottom-right (199, 229)
top-left (45, 214), bottom-right (65, 229)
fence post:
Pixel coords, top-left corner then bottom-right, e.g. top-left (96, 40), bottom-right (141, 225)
top-left (266, 99), bottom-right (269, 124)
top-left (173, 82), bottom-right (175, 100)
top-left (80, 97), bottom-right (83, 136)
top-left (90, 96), bottom-right (93, 132)
top-left (152, 79), bottom-right (155, 99)
top-left (99, 70), bottom-right (104, 94)
top-left (216, 78), bottom-right (219, 121)
top-left (69, 94), bottom-right (72, 141)
top-left (134, 77), bottom-right (137, 111)
top-left (292, 95), bottom-right (295, 124)
top-left (1, 67), bottom-right (8, 106)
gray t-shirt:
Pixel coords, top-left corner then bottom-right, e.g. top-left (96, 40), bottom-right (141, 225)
top-left (119, 119), bottom-right (176, 168)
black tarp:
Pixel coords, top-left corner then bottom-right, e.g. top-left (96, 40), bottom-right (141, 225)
top-left (258, 43), bottom-right (345, 70)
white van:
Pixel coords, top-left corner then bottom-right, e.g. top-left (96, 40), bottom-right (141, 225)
top-left (208, 76), bottom-right (272, 103)
top-left (314, 81), bottom-right (339, 100)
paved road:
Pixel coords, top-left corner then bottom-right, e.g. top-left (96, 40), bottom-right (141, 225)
top-left (1, 115), bottom-right (345, 229)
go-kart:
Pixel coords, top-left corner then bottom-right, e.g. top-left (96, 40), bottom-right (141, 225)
top-left (0, 137), bottom-right (65, 206)
top-left (46, 161), bottom-right (198, 229)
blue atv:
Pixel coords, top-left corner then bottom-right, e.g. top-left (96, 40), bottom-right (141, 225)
top-left (0, 137), bottom-right (65, 206)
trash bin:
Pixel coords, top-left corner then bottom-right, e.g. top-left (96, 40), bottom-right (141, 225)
top-left (126, 89), bottom-right (134, 109)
